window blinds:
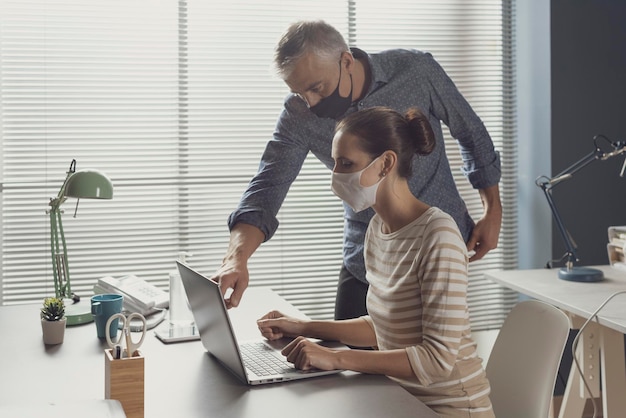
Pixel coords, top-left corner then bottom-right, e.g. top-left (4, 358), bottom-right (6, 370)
top-left (0, 0), bottom-right (516, 330)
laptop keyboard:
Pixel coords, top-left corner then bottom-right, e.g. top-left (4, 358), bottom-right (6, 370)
top-left (240, 341), bottom-right (294, 376)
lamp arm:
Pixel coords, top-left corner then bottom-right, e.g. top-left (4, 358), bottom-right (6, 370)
top-left (47, 159), bottom-right (77, 300)
top-left (49, 209), bottom-right (61, 297)
top-left (548, 147), bottom-right (604, 186)
top-left (49, 208), bottom-right (73, 299)
top-left (50, 159), bottom-right (76, 208)
top-left (538, 183), bottom-right (578, 268)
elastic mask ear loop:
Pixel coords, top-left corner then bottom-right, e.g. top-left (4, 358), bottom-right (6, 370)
top-left (358, 156), bottom-right (383, 186)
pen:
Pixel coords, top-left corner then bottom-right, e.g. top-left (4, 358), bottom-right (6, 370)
top-left (125, 327), bottom-right (133, 358)
top-left (114, 344), bottom-right (122, 360)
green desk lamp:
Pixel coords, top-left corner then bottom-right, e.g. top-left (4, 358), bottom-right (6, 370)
top-left (47, 159), bottom-right (113, 325)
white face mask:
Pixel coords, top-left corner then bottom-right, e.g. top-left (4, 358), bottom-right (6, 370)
top-left (331, 158), bottom-right (383, 213)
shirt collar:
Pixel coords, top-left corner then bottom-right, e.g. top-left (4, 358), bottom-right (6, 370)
top-left (350, 47), bottom-right (389, 96)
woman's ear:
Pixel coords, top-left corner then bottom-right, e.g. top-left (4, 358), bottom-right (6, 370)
top-left (382, 151), bottom-right (397, 174)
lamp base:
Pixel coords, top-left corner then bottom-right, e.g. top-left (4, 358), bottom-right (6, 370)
top-left (558, 266), bottom-right (604, 282)
top-left (64, 298), bottom-right (94, 326)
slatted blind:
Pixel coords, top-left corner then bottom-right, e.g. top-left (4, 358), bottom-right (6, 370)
top-left (0, 0), bottom-right (183, 305)
top-left (0, 0), bottom-right (516, 329)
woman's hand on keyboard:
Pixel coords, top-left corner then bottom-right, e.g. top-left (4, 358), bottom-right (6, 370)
top-left (281, 336), bottom-right (338, 371)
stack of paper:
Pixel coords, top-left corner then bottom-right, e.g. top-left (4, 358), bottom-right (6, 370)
top-left (607, 226), bottom-right (626, 271)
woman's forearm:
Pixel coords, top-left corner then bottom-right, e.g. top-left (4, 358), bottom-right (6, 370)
top-left (302, 317), bottom-right (377, 348)
top-left (335, 348), bottom-right (415, 379)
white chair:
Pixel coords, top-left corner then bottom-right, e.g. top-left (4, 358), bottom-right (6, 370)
top-left (486, 299), bottom-right (570, 418)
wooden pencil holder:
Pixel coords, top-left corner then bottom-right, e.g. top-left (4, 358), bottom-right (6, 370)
top-left (105, 348), bottom-right (144, 418)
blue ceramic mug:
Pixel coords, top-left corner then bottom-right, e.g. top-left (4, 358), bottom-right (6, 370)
top-left (91, 294), bottom-right (124, 339)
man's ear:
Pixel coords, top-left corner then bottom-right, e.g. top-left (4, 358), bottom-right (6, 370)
top-left (341, 51), bottom-right (355, 72)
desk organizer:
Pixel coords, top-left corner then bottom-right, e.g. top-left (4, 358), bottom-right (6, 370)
top-left (104, 348), bottom-right (144, 418)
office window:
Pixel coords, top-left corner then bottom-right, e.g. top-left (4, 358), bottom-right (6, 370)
top-left (0, 0), bottom-right (516, 329)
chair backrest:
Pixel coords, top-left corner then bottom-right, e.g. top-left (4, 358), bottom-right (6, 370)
top-left (485, 299), bottom-right (570, 418)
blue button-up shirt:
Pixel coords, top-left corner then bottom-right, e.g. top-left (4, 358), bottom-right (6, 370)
top-left (228, 48), bottom-right (501, 283)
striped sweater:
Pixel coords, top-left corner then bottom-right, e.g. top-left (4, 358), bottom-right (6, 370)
top-left (362, 207), bottom-right (493, 417)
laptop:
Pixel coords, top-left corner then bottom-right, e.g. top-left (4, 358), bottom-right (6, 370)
top-left (176, 261), bottom-right (345, 385)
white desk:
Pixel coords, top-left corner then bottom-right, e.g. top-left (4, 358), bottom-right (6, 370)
top-left (486, 266), bottom-right (626, 418)
top-left (0, 288), bottom-right (437, 418)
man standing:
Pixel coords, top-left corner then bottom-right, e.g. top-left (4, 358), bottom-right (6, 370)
top-left (212, 20), bottom-right (502, 320)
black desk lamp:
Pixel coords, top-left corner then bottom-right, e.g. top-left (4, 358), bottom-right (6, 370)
top-left (536, 135), bottom-right (626, 282)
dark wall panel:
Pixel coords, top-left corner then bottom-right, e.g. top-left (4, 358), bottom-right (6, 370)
top-left (551, 0), bottom-right (626, 266)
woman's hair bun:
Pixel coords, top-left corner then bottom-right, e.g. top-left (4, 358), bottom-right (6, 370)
top-left (405, 108), bottom-right (435, 156)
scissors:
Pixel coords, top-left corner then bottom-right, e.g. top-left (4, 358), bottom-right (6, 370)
top-left (106, 312), bottom-right (147, 359)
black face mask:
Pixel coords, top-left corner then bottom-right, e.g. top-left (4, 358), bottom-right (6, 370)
top-left (310, 61), bottom-right (353, 119)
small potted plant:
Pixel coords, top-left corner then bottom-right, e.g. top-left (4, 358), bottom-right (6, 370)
top-left (41, 297), bottom-right (66, 345)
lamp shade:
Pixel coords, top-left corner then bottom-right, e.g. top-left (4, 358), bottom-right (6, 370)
top-left (64, 169), bottom-right (113, 199)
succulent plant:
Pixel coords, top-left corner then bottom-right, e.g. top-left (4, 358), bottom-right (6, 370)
top-left (41, 297), bottom-right (65, 321)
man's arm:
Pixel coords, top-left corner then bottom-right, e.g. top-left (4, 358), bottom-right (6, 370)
top-left (211, 223), bottom-right (265, 308)
top-left (467, 184), bottom-right (502, 262)
top-left (219, 102), bottom-right (315, 306)
top-left (421, 53), bottom-right (502, 260)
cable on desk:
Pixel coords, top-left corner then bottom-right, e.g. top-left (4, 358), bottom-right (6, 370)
top-left (571, 290), bottom-right (626, 418)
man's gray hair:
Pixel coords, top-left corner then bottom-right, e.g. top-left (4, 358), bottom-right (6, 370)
top-left (274, 20), bottom-right (349, 79)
